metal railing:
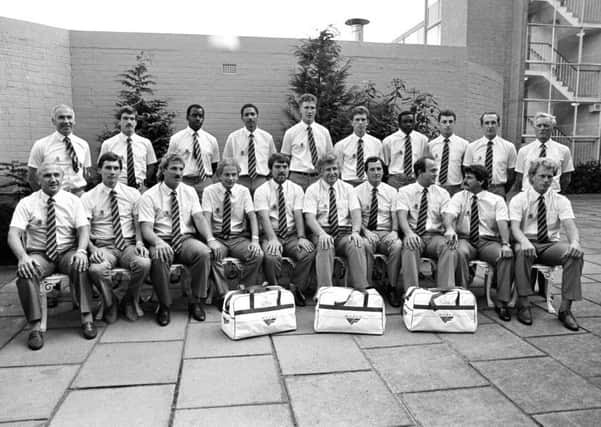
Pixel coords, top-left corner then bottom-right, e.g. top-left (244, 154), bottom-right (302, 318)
top-left (564, 0), bottom-right (601, 24)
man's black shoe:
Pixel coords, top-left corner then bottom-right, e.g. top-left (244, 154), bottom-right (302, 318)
top-left (516, 306), bottom-right (533, 325)
top-left (81, 322), bottom-right (97, 339)
top-left (189, 302), bottom-right (206, 322)
top-left (558, 310), bottom-right (579, 331)
top-left (495, 305), bottom-right (511, 322)
top-left (156, 305), bottom-right (170, 326)
top-left (28, 330), bottom-right (44, 350)
top-left (389, 288), bottom-right (402, 308)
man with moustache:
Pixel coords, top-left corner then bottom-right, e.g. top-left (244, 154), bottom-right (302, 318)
top-left (443, 164), bottom-right (514, 321)
top-left (100, 106), bottom-right (157, 191)
top-left (224, 103), bottom-right (276, 193)
top-left (355, 156), bottom-right (403, 306)
top-left (428, 110), bottom-right (469, 196)
top-left (397, 156), bottom-right (458, 290)
top-left (304, 153), bottom-right (368, 291)
top-left (334, 106), bottom-right (382, 186)
top-left (383, 110), bottom-right (430, 189)
top-left (81, 152), bottom-right (151, 323)
top-left (281, 93), bottom-right (334, 191)
top-left (28, 104), bottom-right (92, 196)
top-left (464, 112), bottom-right (517, 198)
top-left (168, 104), bottom-right (220, 198)
top-left (138, 154), bottom-right (213, 326)
top-left (8, 163), bottom-right (95, 350)
top-left (255, 153), bottom-right (315, 306)
top-left (202, 159), bottom-right (263, 298)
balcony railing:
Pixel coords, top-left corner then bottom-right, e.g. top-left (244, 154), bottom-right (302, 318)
top-left (564, 0), bottom-right (601, 24)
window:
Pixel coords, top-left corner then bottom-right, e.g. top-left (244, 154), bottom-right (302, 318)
top-left (427, 24), bottom-right (441, 45)
top-left (222, 64), bottom-right (237, 74)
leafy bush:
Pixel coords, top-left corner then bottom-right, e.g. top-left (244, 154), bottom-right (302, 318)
top-left (565, 161), bottom-right (601, 194)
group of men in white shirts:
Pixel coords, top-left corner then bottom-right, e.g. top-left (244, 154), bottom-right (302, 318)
top-left (8, 94), bottom-right (584, 351)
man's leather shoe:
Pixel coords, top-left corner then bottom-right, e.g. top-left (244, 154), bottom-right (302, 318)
top-left (28, 330), bottom-right (44, 350)
top-left (293, 287), bottom-right (306, 307)
top-left (104, 302), bottom-right (118, 324)
top-left (189, 302), bottom-right (206, 322)
top-left (516, 306), bottom-right (533, 325)
top-left (389, 288), bottom-right (402, 308)
top-left (121, 298), bottom-right (138, 322)
top-left (558, 310), bottom-right (579, 331)
top-left (495, 305), bottom-right (511, 322)
top-left (156, 306), bottom-right (170, 326)
top-left (215, 297), bottom-right (225, 312)
top-left (81, 322), bottom-right (97, 339)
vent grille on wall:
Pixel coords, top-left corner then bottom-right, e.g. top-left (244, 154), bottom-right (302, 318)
top-left (222, 64), bottom-right (237, 74)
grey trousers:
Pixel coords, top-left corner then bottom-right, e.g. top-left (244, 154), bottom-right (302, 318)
top-left (401, 233), bottom-right (458, 290)
top-left (211, 234), bottom-right (264, 296)
top-left (387, 173), bottom-right (415, 190)
top-left (288, 172), bottom-right (319, 192)
top-left (237, 175), bottom-right (268, 195)
top-left (262, 235), bottom-right (315, 292)
top-left (363, 231), bottom-right (403, 289)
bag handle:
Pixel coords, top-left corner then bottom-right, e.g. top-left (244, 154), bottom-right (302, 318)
top-left (333, 288), bottom-right (368, 307)
top-left (428, 289), bottom-right (461, 311)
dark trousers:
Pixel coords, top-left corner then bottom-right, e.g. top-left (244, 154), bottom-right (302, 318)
top-left (262, 235), bottom-right (315, 292)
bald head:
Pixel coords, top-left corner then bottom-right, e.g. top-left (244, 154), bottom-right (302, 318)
top-left (37, 162), bottom-right (63, 196)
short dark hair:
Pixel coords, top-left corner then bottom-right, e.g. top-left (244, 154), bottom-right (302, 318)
top-left (186, 104), bottom-right (204, 117)
top-left (464, 164), bottom-right (489, 190)
top-left (350, 106), bottom-right (369, 120)
top-left (118, 105), bottom-right (137, 119)
top-left (480, 112), bottom-right (500, 126)
top-left (268, 153), bottom-right (291, 170)
top-left (364, 156), bottom-right (384, 170)
top-left (97, 152), bottom-right (123, 170)
top-left (414, 155), bottom-right (435, 177)
top-left (298, 93), bottom-right (317, 105)
top-left (240, 103), bottom-right (258, 117)
top-left (438, 109), bottom-right (456, 122)
top-left (397, 110), bottom-right (414, 125)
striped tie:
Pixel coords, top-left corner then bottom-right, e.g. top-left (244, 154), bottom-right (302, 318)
top-left (470, 194), bottom-right (479, 245)
top-left (439, 138), bottom-right (450, 185)
top-left (356, 138), bottom-right (365, 180)
top-left (110, 190), bottom-right (126, 251)
top-left (537, 195), bottom-right (548, 242)
top-left (222, 189), bottom-right (232, 238)
top-left (485, 140), bottom-right (494, 180)
top-left (277, 184), bottom-right (287, 238)
top-left (404, 134), bottom-right (413, 176)
top-left (46, 197), bottom-right (58, 262)
top-left (307, 126), bottom-right (318, 167)
top-left (540, 143), bottom-right (547, 158)
top-left (328, 186), bottom-right (339, 239)
top-left (367, 187), bottom-right (378, 231)
top-left (193, 132), bottom-right (207, 181)
top-left (416, 188), bottom-right (428, 236)
top-left (126, 137), bottom-right (137, 188)
top-left (63, 136), bottom-right (79, 173)
top-left (171, 190), bottom-right (184, 254)
top-left (248, 133), bottom-right (257, 180)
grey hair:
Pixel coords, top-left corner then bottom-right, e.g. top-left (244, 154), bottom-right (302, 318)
top-left (216, 158), bottom-right (241, 176)
top-left (316, 152), bottom-right (340, 173)
top-left (534, 112), bottom-right (557, 127)
top-left (37, 161), bottom-right (64, 178)
top-left (50, 104), bottom-right (74, 120)
top-left (528, 157), bottom-right (559, 179)
top-left (156, 153), bottom-right (185, 181)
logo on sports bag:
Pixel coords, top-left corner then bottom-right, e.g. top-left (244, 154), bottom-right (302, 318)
top-left (263, 317), bottom-right (276, 326)
top-left (346, 315), bottom-right (361, 325)
top-left (439, 312), bottom-right (454, 323)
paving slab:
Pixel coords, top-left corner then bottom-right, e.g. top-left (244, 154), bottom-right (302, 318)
top-left (100, 311), bottom-right (187, 342)
top-left (403, 386), bottom-right (536, 427)
top-left (583, 261), bottom-right (601, 275)
top-left (0, 316), bottom-right (25, 348)
top-left (366, 343), bottom-right (488, 393)
top-left (73, 341), bottom-right (182, 388)
top-left (582, 283), bottom-right (601, 304)
top-left (528, 333), bottom-right (601, 377)
top-left (0, 292), bottom-right (25, 316)
top-left (273, 334), bottom-right (370, 375)
top-left (189, 304), bottom-right (222, 324)
top-left (44, 302), bottom-right (87, 329)
top-left (184, 323), bottom-right (272, 358)
top-left (579, 317), bottom-right (601, 336)
top-left (0, 269), bottom-right (16, 286)
top-left (173, 404), bottom-right (294, 427)
top-left (286, 371), bottom-right (412, 427)
top-left (177, 355), bottom-right (284, 408)
top-left (588, 376), bottom-right (601, 389)
top-left (533, 408), bottom-right (601, 427)
top-left (0, 328), bottom-right (99, 367)
top-left (354, 322), bottom-right (441, 348)
top-left (532, 299), bottom-right (601, 318)
top-left (477, 310), bottom-right (495, 324)
top-left (0, 422), bottom-right (45, 427)
top-left (50, 385), bottom-right (174, 427)
top-left (473, 357), bottom-right (601, 413)
top-left (282, 306), bottom-right (315, 335)
top-left (442, 323), bottom-right (543, 360)
top-left (490, 306), bottom-right (587, 337)
top-left (0, 365), bottom-right (78, 423)
top-left (0, 281), bottom-right (17, 293)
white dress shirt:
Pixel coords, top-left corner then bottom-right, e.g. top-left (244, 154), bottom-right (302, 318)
top-left (100, 133), bottom-right (157, 185)
top-left (254, 179), bottom-right (304, 234)
top-left (10, 189), bottom-right (88, 253)
top-left (81, 182), bottom-right (141, 241)
top-left (515, 139), bottom-right (575, 192)
top-left (354, 181), bottom-right (398, 231)
top-left (223, 127), bottom-right (276, 176)
top-left (138, 182), bottom-right (203, 239)
top-left (382, 129), bottom-right (429, 175)
top-left (202, 183), bottom-right (254, 235)
top-left (281, 121), bottom-right (333, 173)
top-left (168, 127), bottom-right (220, 177)
top-left (28, 131), bottom-right (91, 191)
top-left (334, 133), bottom-right (382, 181)
top-left (509, 187), bottom-right (575, 242)
top-left (397, 183), bottom-right (450, 234)
top-left (464, 136), bottom-right (517, 185)
top-left (303, 179), bottom-right (360, 228)
top-left (444, 190), bottom-right (509, 238)
top-left (428, 134), bottom-right (469, 186)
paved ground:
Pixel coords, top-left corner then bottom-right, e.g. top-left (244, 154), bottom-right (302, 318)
top-left (1, 194), bottom-right (600, 427)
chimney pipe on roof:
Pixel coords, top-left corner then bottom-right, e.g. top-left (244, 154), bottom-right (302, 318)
top-left (345, 18), bottom-right (370, 42)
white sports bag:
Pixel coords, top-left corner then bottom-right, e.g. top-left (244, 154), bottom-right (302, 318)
top-left (221, 286), bottom-right (296, 340)
top-left (314, 287), bottom-right (385, 335)
top-left (403, 286), bottom-right (478, 333)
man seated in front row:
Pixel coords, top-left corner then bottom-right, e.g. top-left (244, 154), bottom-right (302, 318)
top-left (8, 163), bottom-right (96, 350)
top-left (443, 164), bottom-right (514, 321)
top-left (398, 156), bottom-right (458, 290)
top-left (304, 153), bottom-right (368, 293)
top-left (509, 158), bottom-right (584, 330)
top-left (202, 159), bottom-right (263, 300)
top-left (255, 153), bottom-right (315, 306)
top-left (81, 152), bottom-right (151, 323)
top-left (138, 154), bottom-right (213, 326)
